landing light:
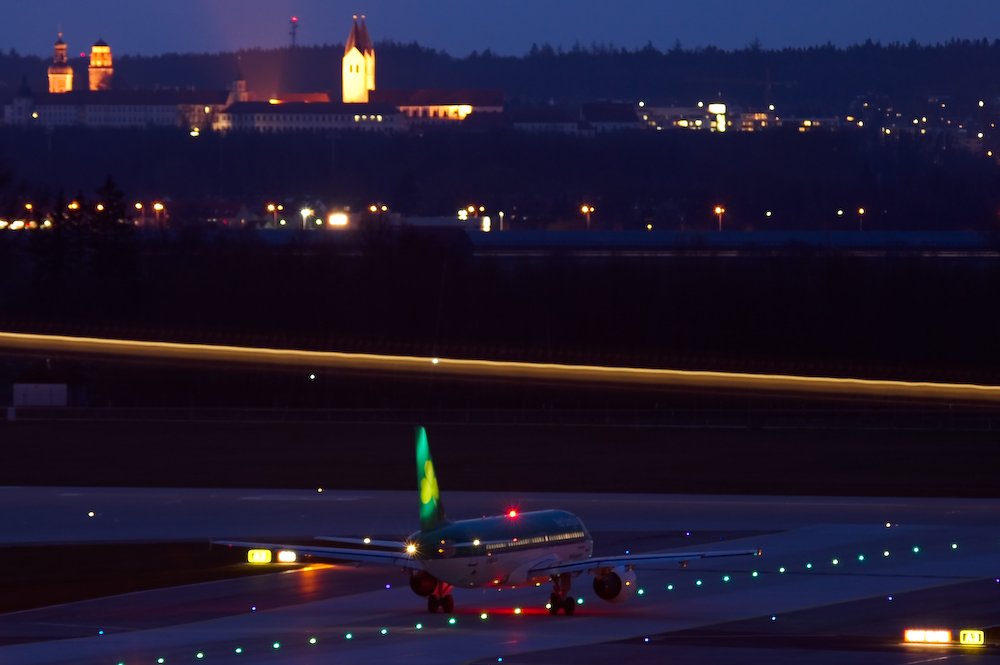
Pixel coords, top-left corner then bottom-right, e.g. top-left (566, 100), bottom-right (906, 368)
top-left (406, 543), bottom-right (417, 555)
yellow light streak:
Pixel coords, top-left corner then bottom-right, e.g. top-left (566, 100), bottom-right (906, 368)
top-left (0, 331), bottom-right (999, 402)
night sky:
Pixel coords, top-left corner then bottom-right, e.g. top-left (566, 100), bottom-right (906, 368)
top-left (4, 1), bottom-right (1000, 58)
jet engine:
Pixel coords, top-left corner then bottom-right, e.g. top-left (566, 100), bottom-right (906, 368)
top-left (592, 567), bottom-right (638, 603)
top-left (409, 570), bottom-right (438, 597)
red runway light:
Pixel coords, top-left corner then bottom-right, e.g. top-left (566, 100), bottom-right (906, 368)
top-left (507, 509), bottom-right (518, 518)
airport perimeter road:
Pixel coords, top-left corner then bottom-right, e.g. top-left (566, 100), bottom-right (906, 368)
top-left (1, 489), bottom-right (999, 664)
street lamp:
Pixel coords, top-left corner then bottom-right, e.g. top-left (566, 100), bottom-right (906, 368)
top-left (134, 202), bottom-right (145, 225)
top-left (857, 207), bottom-right (866, 232)
top-left (300, 207), bottom-right (314, 230)
top-left (153, 202), bottom-right (165, 226)
top-left (581, 205), bottom-right (595, 229)
top-left (266, 203), bottom-right (278, 226)
top-left (714, 205), bottom-right (726, 231)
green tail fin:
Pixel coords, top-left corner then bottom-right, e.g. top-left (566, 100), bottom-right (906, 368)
top-left (416, 426), bottom-right (446, 531)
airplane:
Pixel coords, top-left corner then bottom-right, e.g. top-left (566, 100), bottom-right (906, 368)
top-left (217, 426), bottom-right (761, 615)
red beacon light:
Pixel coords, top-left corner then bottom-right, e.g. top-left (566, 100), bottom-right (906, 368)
top-left (507, 509), bottom-right (518, 519)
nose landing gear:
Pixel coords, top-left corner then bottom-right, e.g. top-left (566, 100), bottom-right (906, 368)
top-left (548, 573), bottom-right (576, 616)
top-left (427, 581), bottom-right (455, 613)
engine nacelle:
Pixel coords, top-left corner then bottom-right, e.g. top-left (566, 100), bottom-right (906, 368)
top-left (592, 567), bottom-right (638, 603)
top-left (409, 570), bottom-right (438, 597)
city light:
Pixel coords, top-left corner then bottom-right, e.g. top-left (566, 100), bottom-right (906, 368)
top-left (328, 212), bottom-right (349, 227)
top-left (581, 205), bottom-right (595, 229)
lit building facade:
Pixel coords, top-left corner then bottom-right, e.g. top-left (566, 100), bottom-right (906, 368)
top-left (89, 39), bottom-right (113, 91)
top-left (370, 89), bottom-right (504, 122)
top-left (342, 16), bottom-right (375, 104)
top-left (214, 102), bottom-right (404, 133)
top-left (47, 34), bottom-right (73, 94)
top-left (4, 90), bottom-right (229, 129)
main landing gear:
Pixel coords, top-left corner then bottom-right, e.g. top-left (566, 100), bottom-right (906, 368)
top-left (548, 573), bottom-right (576, 616)
top-left (427, 581), bottom-right (454, 613)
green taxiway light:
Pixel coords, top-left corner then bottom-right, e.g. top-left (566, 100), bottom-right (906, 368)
top-left (952, 543), bottom-right (959, 550)
top-left (883, 550), bottom-right (890, 557)
top-left (345, 633), bottom-right (353, 640)
top-left (637, 588), bottom-right (645, 595)
top-left (157, 659), bottom-right (165, 664)
top-left (309, 637), bottom-right (317, 645)
top-left (416, 622), bottom-right (423, 629)
top-left (913, 546), bottom-right (920, 553)
top-left (832, 558), bottom-right (839, 565)
top-left (196, 653), bottom-right (204, 660)
top-left (751, 571), bottom-right (759, 577)
top-left (481, 612), bottom-right (488, 620)
top-left (448, 617), bottom-right (457, 625)
top-left (666, 584), bottom-right (674, 590)
top-left (778, 567), bottom-right (786, 573)
top-left (272, 642), bottom-right (281, 650)
top-left (695, 579), bottom-right (703, 586)
top-left (234, 647), bottom-right (243, 654)
top-left (805, 563), bottom-right (812, 569)
top-left (380, 628), bottom-right (389, 635)
top-left (723, 575), bottom-right (730, 582)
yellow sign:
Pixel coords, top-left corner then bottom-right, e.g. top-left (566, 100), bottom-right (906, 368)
top-left (960, 630), bottom-right (985, 646)
top-left (247, 549), bottom-right (272, 564)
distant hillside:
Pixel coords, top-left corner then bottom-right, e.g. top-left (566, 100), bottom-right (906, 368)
top-left (4, 39), bottom-right (1000, 112)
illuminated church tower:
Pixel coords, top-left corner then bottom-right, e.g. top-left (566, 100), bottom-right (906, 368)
top-left (342, 15), bottom-right (375, 104)
top-left (47, 33), bottom-right (74, 94)
top-left (89, 39), bottom-right (113, 91)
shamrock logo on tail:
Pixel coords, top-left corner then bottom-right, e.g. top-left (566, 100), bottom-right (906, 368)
top-left (420, 460), bottom-right (438, 507)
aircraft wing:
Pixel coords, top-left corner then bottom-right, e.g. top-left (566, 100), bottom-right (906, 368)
top-left (531, 547), bottom-right (761, 577)
top-left (214, 540), bottom-right (424, 570)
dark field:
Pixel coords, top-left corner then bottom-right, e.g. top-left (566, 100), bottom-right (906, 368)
top-left (1, 419), bottom-right (997, 498)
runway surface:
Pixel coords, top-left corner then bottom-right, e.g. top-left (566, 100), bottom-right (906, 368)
top-left (1, 488), bottom-right (999, 664)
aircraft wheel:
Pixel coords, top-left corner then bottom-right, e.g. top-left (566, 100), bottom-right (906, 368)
top-left (548, 600), bottom-right (560, 615)
top-left (427, 595), bottom-right (440, 613)
top-left (441, 594), bottom-right (455, 613)
top-left (563, 597), bottom-right (576, 616)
